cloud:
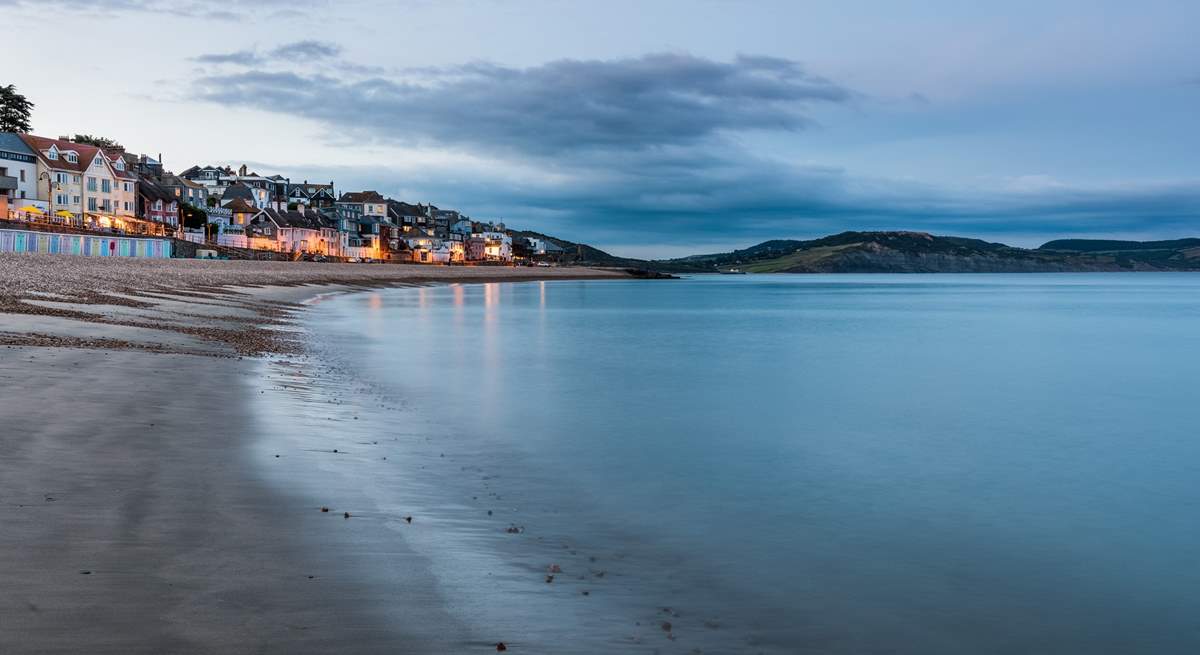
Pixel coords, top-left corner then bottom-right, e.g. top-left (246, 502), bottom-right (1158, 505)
top-left (192, 49), bottom-right (262, 65)
top-left (191, 40), bottom-right (341, 66)
top-left (185, 50), bottom-right (1199, 255)
top-left (229, 148), bottom-right (1200, 256)
top-left (269, 40), bottom-right (342, 60)
top-left (191, 53), bottom-right (851, 156)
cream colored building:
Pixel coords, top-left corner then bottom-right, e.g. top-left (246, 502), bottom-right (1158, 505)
top-left (20, 135), bottom-right (141, 229)
top-left (20, 135), bottom-right (85, 219)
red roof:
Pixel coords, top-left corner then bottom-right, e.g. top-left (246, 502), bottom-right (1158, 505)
top-left (19, 134), bottom-right (106, 174)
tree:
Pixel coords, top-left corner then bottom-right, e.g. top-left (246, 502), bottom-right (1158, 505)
top-left (0, 84), bottom-right (34, 133)
top-left (71, 134), bottom-right (123, 150)
top-left (205, 196), bottom-right (218, 209)
top-left (181, 203), bottom-right (208, 229)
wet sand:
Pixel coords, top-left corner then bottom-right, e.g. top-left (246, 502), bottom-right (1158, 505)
top-left (0, 348), bottom-right (468, 654)
top-left (0, 255), bottom-right (638, 653)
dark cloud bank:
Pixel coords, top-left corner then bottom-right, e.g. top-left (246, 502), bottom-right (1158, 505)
top-left (188, 51), bottom-right (1199, 254)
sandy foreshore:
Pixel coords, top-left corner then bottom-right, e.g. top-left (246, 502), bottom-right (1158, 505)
top-left (0, 255), bottom-right (640, 654)
top-left (0, 254), bottom-right (631, 355)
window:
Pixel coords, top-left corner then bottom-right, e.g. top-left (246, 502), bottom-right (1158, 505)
top-left (47, 147), bottom-right (58, 161)
top-left (87, 177), bottom-right (97, 192)
top-left (124, 182), bottom-right (130, 192)
top-left (72, 195), bottom-right (80, 204)
top-left (102, 199), bottom-right (112, 212)
top-left (101, 179), bottom-right (111, 194)
top-left (19, 190), bottom-right (25, 199)
top-left (72, 175), bottom-right (80, 183)
top-left (20, 169), bottom-right (26, 182)
top-left (65, 152), bottom-right (77, 163)
top-left (115, 159), bottom-right (124, 170)
top-left (56, 193), bottom-right (67, 205)
top-left (93, 156), bottom-right (103, 167)
top-left (87, 197), bottom-right (97, 211)
top-left (56, 172), bottom-right (67, 184)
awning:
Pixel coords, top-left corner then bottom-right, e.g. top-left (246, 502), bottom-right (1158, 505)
top-left (19, 205), bottom-right (43, 214)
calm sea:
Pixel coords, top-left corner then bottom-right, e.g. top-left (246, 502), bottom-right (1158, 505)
top-left (284, 274), bottom-right (1200, 653)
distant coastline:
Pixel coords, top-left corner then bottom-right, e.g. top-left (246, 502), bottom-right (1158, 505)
top-left (565, 231), bottom-right (1200, 273)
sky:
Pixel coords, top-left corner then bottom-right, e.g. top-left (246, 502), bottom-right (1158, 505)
top-left (3, 0), bottom-right (1199, 258)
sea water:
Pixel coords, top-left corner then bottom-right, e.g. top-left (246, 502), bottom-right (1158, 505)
top-left (290, 274), bottom-right (1200, 653)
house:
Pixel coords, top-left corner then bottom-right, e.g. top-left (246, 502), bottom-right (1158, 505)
top-left (466, 236), bottom-right (487, 261)
top-left (0, 133), bottom-right (40, 217)
top-left (399, 226), bottom-right (462, 263)
top-left (159, 173), bottom-right (209, 208)
top-left (473, 228), bottom-right (513, 262)
top-left (103, 149), bottom-right (139, 220)
top-left (387, 200), bottom-right (431, 229)
top-left (525, 236), bottom-right (567, 258)
top-left (121, 152), bottom-right (164, 178)
top-left (431, 208), bottom-right (459, 239)
top-left (266, 174), bottom-right (290, 208)
top-left (136, 177), bottom-right (179, 229)
top-left (337, 191), bottom-right (387, 223)
top-left (337, 191), bottom-right (389, 256)
top-left (224, 198), bottom-right (258, 228)
top-left (221, 182), bottom-right (268, 210)
top-left (18, 135), bottom-right (87, 222)
top-left (181, 163), bottom-right (272, 208)
top-left (450, 218), bottom-right (474, 238)
top-left (249, 207), bottom-right (344, 257)
top-left (287, 180), bottom-right (336, 208)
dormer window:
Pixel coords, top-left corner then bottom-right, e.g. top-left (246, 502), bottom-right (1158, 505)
top-left (47, 146), bottom-right (59, 161)
top-left (66, 152), bottom-right (78, 163)
top-left (115, 159), bottom-right (125, 171)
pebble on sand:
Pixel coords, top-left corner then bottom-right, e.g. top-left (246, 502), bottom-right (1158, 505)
top-left (495, 643), bottom-right (507, 652)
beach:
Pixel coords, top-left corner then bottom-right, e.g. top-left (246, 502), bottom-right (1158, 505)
top-left (0, 255), bottom-right (632, 654)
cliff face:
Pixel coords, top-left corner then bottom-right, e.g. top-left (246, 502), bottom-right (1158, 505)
top-left (651, 231), bottom-right (1200, 273)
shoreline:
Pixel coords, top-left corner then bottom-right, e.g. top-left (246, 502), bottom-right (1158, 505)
top-left (0, 254), bottom-right (637, 356)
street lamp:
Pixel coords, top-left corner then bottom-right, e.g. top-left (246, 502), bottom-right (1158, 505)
top-left (37, 172), bottom-right (61, 223)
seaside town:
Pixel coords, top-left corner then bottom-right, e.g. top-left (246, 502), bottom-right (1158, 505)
top-left (0, 130), bottom-right (570, 264)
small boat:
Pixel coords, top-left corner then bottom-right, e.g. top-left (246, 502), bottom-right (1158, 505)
top-left (718, 268), bottom-right (747, 274)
